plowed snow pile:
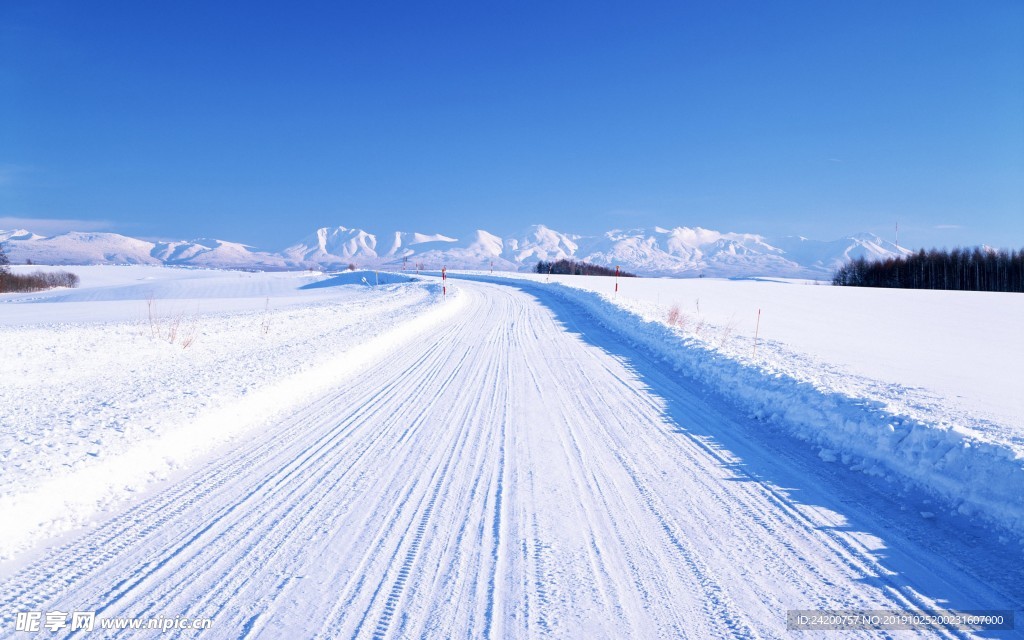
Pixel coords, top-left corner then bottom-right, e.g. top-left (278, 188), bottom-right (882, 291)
top-left (458, 271), bottom-right (1024, 536)
top-left (0, 266), bottom-right (459, 559)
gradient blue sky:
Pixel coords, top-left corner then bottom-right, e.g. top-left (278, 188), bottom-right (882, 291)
top-left (2, 0), bottom-right (1022, 251)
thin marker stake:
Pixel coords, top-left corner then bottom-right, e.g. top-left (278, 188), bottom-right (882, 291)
top-left (753, 308), bottom-right (761, 358)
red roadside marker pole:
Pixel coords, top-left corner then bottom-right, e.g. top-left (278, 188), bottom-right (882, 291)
top-left (442, 266), bottom-right (447, 298)
top-left (615, 265), bottom-right (619, 294)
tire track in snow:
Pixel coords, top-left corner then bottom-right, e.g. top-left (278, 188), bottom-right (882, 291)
top-left (2, 278), bottom-right (1017, 639)
top-left (328, 292), bottom-right (512, 639)
top-left (581, 327), bottom-right (973, 638)
top-left (179, 331), bottom-right (476, 626)
top-left (183, 311), bottom-right (480, 634)
top-left (0, 296), bottom-right (465, 632)
top-left (516, 343), bottom-right (655, 636)
top-left (107, 333), bottom-right (462, 621)
top-left (368, 467), bottom-right (445, 639)
top-left (516, 281), bottom-right (992, 638)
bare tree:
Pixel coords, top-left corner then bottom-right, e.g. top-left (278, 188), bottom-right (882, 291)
top-left (833, 246), bottom-right (1023, 293)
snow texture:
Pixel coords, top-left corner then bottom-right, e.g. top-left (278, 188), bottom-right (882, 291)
top-left (0, 266), bottom-right (460, 559)
top-left (0, 267), bottom-right (1019, 638)
top-left (458, 272), bottom-right (1024, 537)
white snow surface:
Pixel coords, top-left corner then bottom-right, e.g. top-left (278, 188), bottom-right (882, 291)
top-left (0, 266), bottom-right (1019, 638)
top-left (456, 271), bottom-right (1024, 535)
top-left (0, 266), bottom-right (457, 560)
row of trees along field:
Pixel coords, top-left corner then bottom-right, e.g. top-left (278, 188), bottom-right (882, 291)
top-left (0, 244), bottom-right (81, 293)
top-left (832, 247), bottom-right (1024, 292)
top-left (535, 259), bottom-right (637, 277)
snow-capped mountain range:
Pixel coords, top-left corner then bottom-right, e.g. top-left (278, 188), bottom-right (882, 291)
top-left (0, 225), bottom-right (911, 277)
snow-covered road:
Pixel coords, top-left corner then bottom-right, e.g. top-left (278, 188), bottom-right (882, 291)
top-left (1, 279), bottom-right (1019, 638)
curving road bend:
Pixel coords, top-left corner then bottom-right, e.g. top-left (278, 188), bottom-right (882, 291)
top-left (0, 279), bottom-right (1019, 639)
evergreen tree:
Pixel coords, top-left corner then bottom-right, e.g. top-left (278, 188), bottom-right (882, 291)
top-left (535, 259), bottom-right (636, 277)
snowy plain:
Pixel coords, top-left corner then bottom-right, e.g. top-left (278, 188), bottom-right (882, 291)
top-left (0, 266), bottom-right (459, 561)
top-left (0, 265), bottom-right (1020, 638)
top-left (500, 272), bottom-right (1023, 427)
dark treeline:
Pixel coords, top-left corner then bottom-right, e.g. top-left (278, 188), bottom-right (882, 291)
top-left (0, 269), bottom-right (81, 294)
top-left (832, 247), bottom-right (1024, 292)
top-left (535, 259), bottom-right (637, 277)
top-left (0, 244), bottom-right (81, 292)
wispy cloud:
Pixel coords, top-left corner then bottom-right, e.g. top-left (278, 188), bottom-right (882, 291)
top-left (0, 216), bottom-right (113, 235)
top-left (935, 224), bottom-right (963, 230)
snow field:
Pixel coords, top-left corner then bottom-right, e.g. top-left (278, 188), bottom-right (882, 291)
top-left (454, 272), bottom-right (1024, 539)
top-left (0, 271), bottom-right (1018, 637)
top-left (0, 268), bottom-right (462, 561)
top-left (481, 272), bottom-right (1023, 428)
top-left (6, 278), bottom-right (1014, 638)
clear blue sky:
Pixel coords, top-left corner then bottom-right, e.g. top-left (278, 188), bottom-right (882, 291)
top-left (2, 0), bottom-right (1022, 251)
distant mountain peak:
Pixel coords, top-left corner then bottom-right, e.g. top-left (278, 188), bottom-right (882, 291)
top-left (0, 223), bottom-right (915, 277)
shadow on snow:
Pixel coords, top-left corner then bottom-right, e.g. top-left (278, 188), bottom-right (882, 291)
top-left (454, 273), bottom-right (1023, 636)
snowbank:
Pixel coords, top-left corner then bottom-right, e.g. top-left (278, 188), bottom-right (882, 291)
top-left (470, 272), bottom-right (1024, 427)
top-left (0, 268), bottom-right (464, 561)
top-left (457, 273), bottom-right (1024, 537)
